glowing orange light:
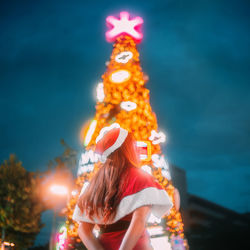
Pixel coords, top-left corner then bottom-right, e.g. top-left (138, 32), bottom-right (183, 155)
top-left (84, 120), bottom-right (97, 146)
top-left (50, 184), bottom-right (68, 196)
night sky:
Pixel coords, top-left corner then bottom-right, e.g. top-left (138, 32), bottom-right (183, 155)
top-left (1, 0), bottom-right (250, 245)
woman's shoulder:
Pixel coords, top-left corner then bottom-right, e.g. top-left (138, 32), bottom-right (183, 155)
top-left (115, 166), bottom-right (173, 222)
top-left (121, 166), bottom-right (162, 198)
top-left (128, 166), bottom-right (159, 183)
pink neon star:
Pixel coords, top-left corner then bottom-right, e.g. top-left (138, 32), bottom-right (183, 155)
top-left (106, 12), bottom-right (143, 43)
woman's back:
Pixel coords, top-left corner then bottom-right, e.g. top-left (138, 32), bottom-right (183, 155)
top-left (73, 125), bottom-right (172, 249)
top-left (99, 228), bottom-right (152, 250)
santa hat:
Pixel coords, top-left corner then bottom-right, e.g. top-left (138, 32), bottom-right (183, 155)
top-left (95, 123), bottom-right (128, 163)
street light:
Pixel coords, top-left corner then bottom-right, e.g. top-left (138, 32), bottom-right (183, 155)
top-left (49, 184), bottom-right (69, 250)
top-left (50, 185), bottom-right (69, 196)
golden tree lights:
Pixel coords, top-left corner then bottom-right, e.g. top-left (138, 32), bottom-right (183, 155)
top-left (66, 12), bottom-right (187, 249)
top-left (86, 36), bottom-right (157, 144)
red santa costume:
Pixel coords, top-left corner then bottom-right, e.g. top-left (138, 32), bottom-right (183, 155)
top-left (73, 123), bottom-right (173, 250)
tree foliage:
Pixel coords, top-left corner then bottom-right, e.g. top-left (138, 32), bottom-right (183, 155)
top-left (0, 141), bottom-right (77, 249)
top-left (48, 139), bottom-right (77, 172)
top-left (0, 155), bottom-right (45, 249)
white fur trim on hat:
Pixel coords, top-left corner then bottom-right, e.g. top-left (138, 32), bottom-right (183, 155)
top-left (96, 123), bottom-right (120, 143)
top-left (102, 127), bottom-right (128, 159)
top-left (95, 123), bottom-right (128, 163)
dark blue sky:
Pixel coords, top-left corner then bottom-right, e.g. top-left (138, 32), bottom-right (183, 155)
top-left (1, 0), bottom-right (250, 244)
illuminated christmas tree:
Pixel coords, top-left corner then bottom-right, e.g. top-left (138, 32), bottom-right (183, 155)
top-left (65, 12), bottom-right (187, 250)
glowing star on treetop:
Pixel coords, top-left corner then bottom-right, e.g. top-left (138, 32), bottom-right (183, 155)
top-left (106, 11), bottom-right (143, 43)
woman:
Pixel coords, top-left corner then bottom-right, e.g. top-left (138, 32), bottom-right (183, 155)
top-left (73, 123), bottom-right (173, 250)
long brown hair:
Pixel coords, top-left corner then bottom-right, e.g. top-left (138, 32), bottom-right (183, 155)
top-left (77, 132), bottom-right (139, 223)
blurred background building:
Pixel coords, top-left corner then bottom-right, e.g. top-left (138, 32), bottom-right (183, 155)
top-left (169, 164), bottom-right (250, 250)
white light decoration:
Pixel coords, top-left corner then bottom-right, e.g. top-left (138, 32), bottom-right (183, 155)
top-left (71, 190), bottom-right (78, 196)
top-left (151, 154), bottom-right (167, 169)
top-left (161, 169), bottom-right (171, 180)
top-left (78, 150), bottom-right (100, 176)
top-left (149, 130), bottom-right (166, 145)
top-left (79, 150), bottom-right (99, 165)
top-left (147, 226), bottom-right (164, 236)
top-left (110, 69), bottom-right (131, 83)
top-left (140, 154), bottom-right (148, 160)
top-left (147, 213), bottom-right (161, 224)
top-left (148, 225), bottom-right (172, 250)
top-left (115, 51), bottom-right (133, 63)
top-left (136, 141), bottom-right (147, 147)
top-left (136, 141), bottom-right (151, 161)
top-left (150, 236), bottom-right (172, 250)
top-left (120, 101), bottom-right (137, 111)
top-left (84, 120), bottom-right (97, 146)
top-left (141, 165), bottom-right (152, 175)
top-left (151, 154), bottom-right (171, 180)
top-left (96, 123), bottom-right (120, 143)
top-left (77, 164), bottom-right (95, 176)
top-left (96, 82), bottom-right (105, 102)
